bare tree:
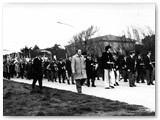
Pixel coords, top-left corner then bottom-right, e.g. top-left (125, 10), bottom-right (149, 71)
top-left (145, 26), bottom-right (155, 36)
top-left (70, 25), bottom-right (99, 53)
top-left (83, 25), bottom-right (99, 52)
top-left (131, 26), bottom-right (141, 44)
top-left (123, 25), bottom-right (154, 45)
top-left (20, 46), bottom-right (32, 58)
top-left (127, 26), bottom-right (132, 39)
top-left (121, 25), bottom-right (155, 56)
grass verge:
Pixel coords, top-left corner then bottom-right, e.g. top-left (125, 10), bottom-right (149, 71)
top-left (3, 79), bottom-right (155, 116)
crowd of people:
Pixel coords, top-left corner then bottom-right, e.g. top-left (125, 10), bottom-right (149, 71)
top-left (3, 45), bottom-right (155, 93)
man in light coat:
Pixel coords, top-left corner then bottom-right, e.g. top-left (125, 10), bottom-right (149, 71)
top-left (71, 49), bottom-right (87, 93)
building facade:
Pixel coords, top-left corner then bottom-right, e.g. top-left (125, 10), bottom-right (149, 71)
top-left (65, 35), bottom-right (136, 57)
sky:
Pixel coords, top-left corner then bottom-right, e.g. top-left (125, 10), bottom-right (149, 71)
top-left (2, 3), bottom-right (155, 54)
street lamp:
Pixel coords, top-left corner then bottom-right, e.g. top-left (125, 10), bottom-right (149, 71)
top-left (57, 22), bottom-right (74, 28)
top-left (57, 21), bottom-right (75, 57)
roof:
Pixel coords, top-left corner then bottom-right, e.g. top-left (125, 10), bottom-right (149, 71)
top-left (89, 34), bottom-right (135, 42)
top-left (65, 34), bottom-right (135, 47)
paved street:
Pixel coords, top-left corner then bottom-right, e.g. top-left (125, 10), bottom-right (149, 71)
top-left (8, 77), bottom-right (155, 112)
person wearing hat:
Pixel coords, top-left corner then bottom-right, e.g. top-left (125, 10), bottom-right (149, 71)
top-left (101, 45), bottom-right (115, 89)
top-left (71, 49), bottom-right (87, 93)
top-left (66, 57), bottom-right (75, 85)
top-left (32, 54), bottom-right (43, 91)
top-left (3, 59), bottom-right (11, 80)
top-left (19, 60), bottom-right (25, 79)
top-left (120, 55), bottom-right (128, 82)
top-left (144, 51), bottom-right (154, 85)
top-left (10, 60), bottom-right (16, 78)
top-left (112, 53), bottom-right (120, 86)
top-left (126, 50), bottom-right (136, 87)
top-left (136, 54), bottom-right (145, 83)
top-left (86, 53), bottom-right (96, 87)
top-left (57, 58), bottom-right (66, 83)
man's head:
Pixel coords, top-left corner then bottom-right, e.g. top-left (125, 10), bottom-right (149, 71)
top-left (124, 56), bottom-right (127, 60)
top-left (130, 50), bottom-right (135, 57)
top-left (138, 54), bottom-right (142, 59)
top-left (59, 58), bottom-right (63, 62)
top-left (37, 53), bottom-right (41, 58)
top-left (69, 57), bottom-right (72, 61)
top-left (87, 54), bottom-right (92, 59)
top-left (147, 51), bottom-right (151, 57)
top-left (132, 53), bottom-right (135, 57)
top-left (105, 45), bottom-right (111, 52)
top-left (113, 54), bottom-right (117, 60)
top-left (77, 49), bottom-right (82, 56)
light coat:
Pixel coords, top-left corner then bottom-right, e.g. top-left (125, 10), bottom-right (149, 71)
top-left (71, 54), bottom-right (87, 80)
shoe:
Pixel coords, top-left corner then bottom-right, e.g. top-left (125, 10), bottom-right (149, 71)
top-left (124, 80), bottom-right (127, 82)
top-left (129, 85), bottom-right (134, 87)
top-left (150, 83), bottom-right (154, 85)
top-left (105, 87), bottom-right (110, 89)
top-left (86, 83), bottom-right (90, 87)
top-left (110, 86), bottom-right (114, 88)
top-left (133, 84), bottom-right (136, 87)
top-left (72, 83), bottom-right (75, 85)
top-left (78, 91), bottom-right (82, 94)
top-left (116, 82), bottom-right (119, 86)
top-left (147, 83), bottom-right (150, 85)
top-left (141, 81), bottom-right (145, 83)
top-left (92, 85), bottom-right (96, 87)
top-left (137, 81), bottom-right (140, 83)
top-left (114, 84), bottom-right (117, 86)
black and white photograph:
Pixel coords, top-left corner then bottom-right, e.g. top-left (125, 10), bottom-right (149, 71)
top-left (2, 3), bottom-right (155, 116)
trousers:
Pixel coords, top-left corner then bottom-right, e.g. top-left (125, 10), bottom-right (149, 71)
top-left (128, 71), bottom-right (135, 86)
top-left (75, 79), bottom-right (86, 93)
top-left (104, 69), bottom-right (115, 87)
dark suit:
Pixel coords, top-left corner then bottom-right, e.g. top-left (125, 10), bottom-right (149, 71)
top-left (10, 63), bottom-right (15, 78)
top-left (32, 57), bottom-right (43, 90)
top-left (66, 59), bottom-right (74, 84)
top-left (57, 61), bottom-right (66, 83)
top-left (136, 58), bottom-right (145, 83)
top-left (86, 58), bottom-right (95, 87)
top-left (113, 58), bottom-right (121, 84)
top-left (144, 56), bottom-right (154, 85)
top-left (126, 55), bottom-right (136, 86)
top-left (20, 62), bottom-right (25, 79)
top-left (144, 56), bottom-right (153, 70)
top-left (121, 58), bottom-right (128, 82)
top-left (66, 60), bottom-right (72, 77)
top-left (101, 52), bottom-right (114, 69)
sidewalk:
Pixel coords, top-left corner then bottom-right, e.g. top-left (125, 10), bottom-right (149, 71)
top-left (9, 77), bottom-right (155, 112)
